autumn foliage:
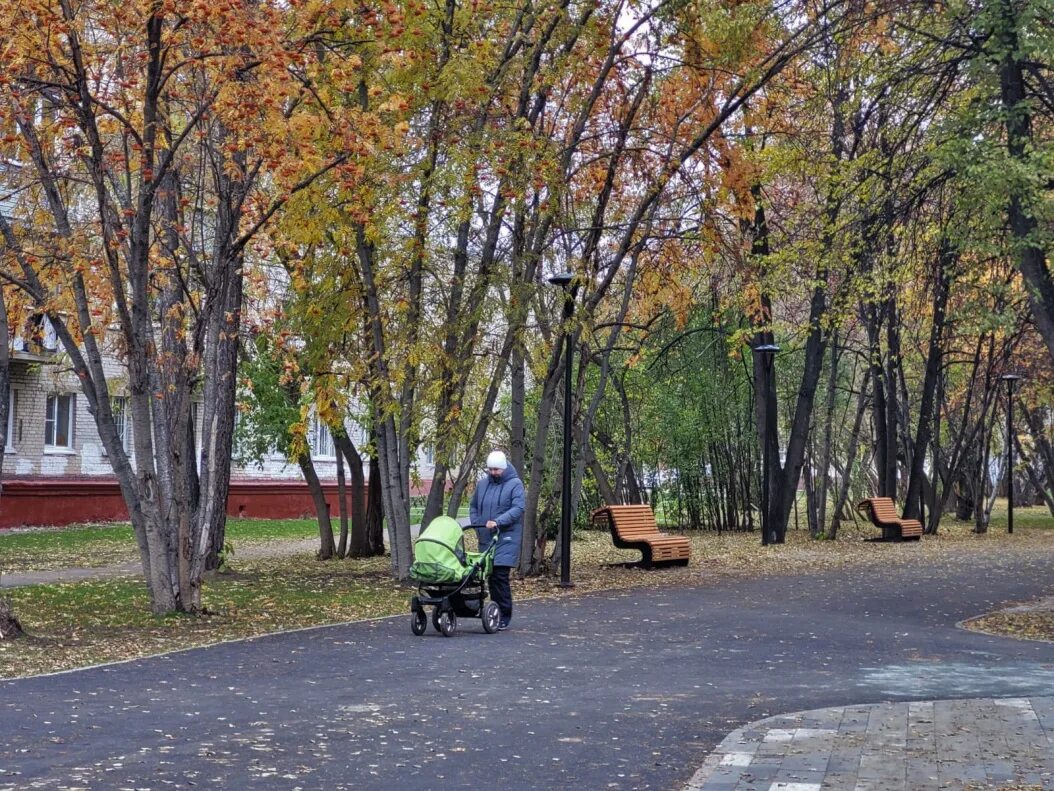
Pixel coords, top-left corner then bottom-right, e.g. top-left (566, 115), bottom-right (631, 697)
top-left (0, 0), bottom-right (1052, 611)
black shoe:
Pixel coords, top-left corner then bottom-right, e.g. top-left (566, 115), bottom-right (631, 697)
top-left (498, 619), bottom-right (510, 631)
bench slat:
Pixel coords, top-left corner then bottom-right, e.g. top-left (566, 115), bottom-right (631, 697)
top-left (856, 497), bottom-right (924, 542)
top-left (592, 505), bottom-right (691, 568)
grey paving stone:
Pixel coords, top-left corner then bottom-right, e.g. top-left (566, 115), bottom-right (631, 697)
top-left (684, 696), bottom-right (1054, 791)
top-left (696, 778), bottom-right (740, 791)
top-left (824, 753), bottom-right (861, 775)
top-left (818, 773), bottom-right (858, 791)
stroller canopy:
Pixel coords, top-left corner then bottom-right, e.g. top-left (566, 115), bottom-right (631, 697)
top-left (410, 516), bottom-right (469, 584)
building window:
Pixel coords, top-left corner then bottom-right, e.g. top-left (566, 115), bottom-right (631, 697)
top-left (111, 396), bottom-right (128, 451)
top-left (45, 393), bottom-right (75, 449)
top-left (5, 389), bottom-right (14, 450)
top-left (42, 316), bottom-right (59, 352)
top-left (311, 415), bottom-right (333, 458)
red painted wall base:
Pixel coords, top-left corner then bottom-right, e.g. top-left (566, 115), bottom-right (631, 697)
top-left (0, 477), bottom-right (361, 529)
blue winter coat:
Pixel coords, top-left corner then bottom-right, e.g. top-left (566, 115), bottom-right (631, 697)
top-left (470, 464), bottom-right (525, 568)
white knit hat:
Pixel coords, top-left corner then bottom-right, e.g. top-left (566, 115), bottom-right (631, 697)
top-left (486, 450), bottom-right (508, 470)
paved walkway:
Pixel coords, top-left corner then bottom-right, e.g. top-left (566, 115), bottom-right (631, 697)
top-left (3, 547), bottom-right (1054, 790)
top-left (686, 697), bottom-right (1054, 790)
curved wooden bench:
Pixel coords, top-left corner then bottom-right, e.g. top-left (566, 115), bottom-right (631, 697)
top-left (856, 497), bottom-right (923, 541)
top-left (591, 504), bottom-right (690, 568)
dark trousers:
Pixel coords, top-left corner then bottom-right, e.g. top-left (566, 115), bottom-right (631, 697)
top-left (489, 565), bottom-right (513, 621)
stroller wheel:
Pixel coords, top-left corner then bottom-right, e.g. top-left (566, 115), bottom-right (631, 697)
top-left (438, 610), bottom-right (457, 637)
top-left (431, 608), bottom-right (442, 633)
top-left (482, 602), bottom-right (501, 634)
top-left (411, 609), bottom-right (427, 636)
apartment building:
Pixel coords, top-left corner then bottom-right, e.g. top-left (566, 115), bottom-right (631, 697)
top-left (0, 327), bottom-right (424, 528)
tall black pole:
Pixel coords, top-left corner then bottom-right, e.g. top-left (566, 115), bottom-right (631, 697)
top-left (549, 272), bottom-right (575, 588)
top-left (754, 344), bottom-right (780, 546)
top-left (761, 381), bottom-right (770, 548)
top-left (1001, 374), bottom-right (1021, 535)
top-left (560, 308), bottom-right (573, 586)
top-left (1007, 391), bottom-right (1014, 535)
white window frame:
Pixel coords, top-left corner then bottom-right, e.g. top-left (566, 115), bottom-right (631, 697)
top-left (44, 393), bottom-right (75, 451)
top-left (42, 315), bottom-right (59, 352)
top-left (310, 415), bottom-right (334, 459)
top-left (5, 389), bottom-right (14, 452)
top-left (103, 396), bottom-right (129, 454)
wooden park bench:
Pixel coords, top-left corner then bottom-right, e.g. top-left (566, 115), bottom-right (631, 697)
top-left (855, 497), bottom-right (923, 541)
top-left (590, 504), bottom-right (691, 568)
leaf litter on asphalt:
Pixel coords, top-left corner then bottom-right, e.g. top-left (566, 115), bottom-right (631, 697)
top-left (1, 518), bottom-right (1052, 678)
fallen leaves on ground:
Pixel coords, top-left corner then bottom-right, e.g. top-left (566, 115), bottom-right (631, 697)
top-left (962, 607), bottom-right (1054, 644)
top-left (0, 519), bottom-right (323, 572)
top-left (0, 553), bottom-right (405, 678)
top-left (515, 518), bottom-right (1054, 602)
top-left (0, 523), bottom-right (140, 572)
top-left (0, 515), bottom-right (1052, 678)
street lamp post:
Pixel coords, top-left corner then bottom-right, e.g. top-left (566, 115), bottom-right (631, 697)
top-left (1001, 373), bottom-right (1022, 534)
top-left (549, 272), bottom-right (575, 588)
top-left (753, 344), bottom-right (780, 546)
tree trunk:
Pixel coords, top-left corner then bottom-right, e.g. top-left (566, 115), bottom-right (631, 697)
top-left (335, 441), bottom-right (349, 558)
top-left (804, 440), bottom-right (821, 538)
top-left (867, 305), bottom-right (893, 498)
top-left (1015, 432), bottom-right (1053, 514)
top-left (297, 451), bottom-right (336, 559)
top-left (995, 1), bottom-right (1054, 367)
top-left (817, 331), bottom-right (839, 534)
top-left (511, 340), bottom-right (527, 479)
top-left (366, 451), bottom-right (386, 556)
top-left (198, 252), bottom-right (244, 576)
top-left (356, 225), bottom-right (414, 576)
top-left (422, 460), bottom-right (449, 531)
top-left (828, 371), bottom-right (871, 539)
top-left (974, 438), bottom-right (990, 534)
top-left (1016, 418), bottom-right (1054, 516)
top-left (903, 241), bottom-right (953, 519)
top-left (0, 598), bottom-right (22, 640)
top-left (332, 432), bottom-right (374, 557)
top-left (374, 414), bottom-right (414, 576)
top-left (769, 273), bottom-right (830, 543)
top-left (883, 299), bottom-right (901, 500)
top-left (520, 336), bottom-right (563, 575)
top-left (584, 430), bottom-right (618, 506)
top-left (1020, 405), bottom-right (1054, 514)
top-left (0, 286), bottom-right (20, 639)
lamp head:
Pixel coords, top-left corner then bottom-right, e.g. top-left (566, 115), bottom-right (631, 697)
top-left (547, 272), bottom-right (574, 288)
top-left (753, 344), bottom-right (781, 356)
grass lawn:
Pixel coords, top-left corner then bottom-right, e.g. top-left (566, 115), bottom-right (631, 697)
top-left (0, 503), bottom-right (1051, 678)
top-left (410, 504), bottom-right (469, 525)
top-left (0, 518), bottom-right (323, 572)
top-left (0, 510), bottom-right (470, 572)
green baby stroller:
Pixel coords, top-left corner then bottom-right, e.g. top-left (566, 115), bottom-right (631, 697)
top-left (409, 516), bottom-right (501, 637)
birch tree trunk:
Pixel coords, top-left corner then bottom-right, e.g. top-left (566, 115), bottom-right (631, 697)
top-left (333, 433), bottom-right (374, 558)
top-left (297, 451), bottom-right (336, 559)
top-left (335, 442), bottom-right (349, 559)
top-left (0, 286), bottom-right (20, 639)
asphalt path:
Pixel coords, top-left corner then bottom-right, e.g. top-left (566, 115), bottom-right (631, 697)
top-left (3, 547), bottom-right (1054, 790)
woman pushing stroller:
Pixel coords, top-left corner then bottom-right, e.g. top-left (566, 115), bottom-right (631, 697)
top-left (470, 450), bottom-right (524, 631)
